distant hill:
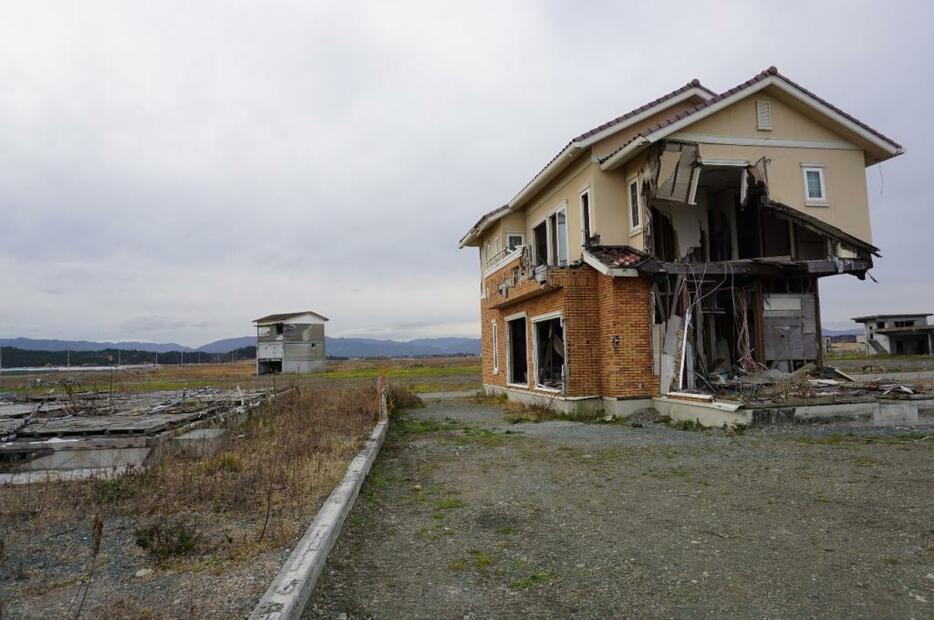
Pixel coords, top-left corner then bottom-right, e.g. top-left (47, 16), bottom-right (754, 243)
top-left (822, 328), bottom-right (862, 337)
top-left (197, 336), bottom-right (255, 353)
top-left (0, 335), bottom-right (481, 359)
top-left (0, 337), bottom-right (192, 353)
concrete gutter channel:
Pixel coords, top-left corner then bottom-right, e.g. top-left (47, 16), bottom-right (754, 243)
top-left (249, 381), bottom-right (390, 620)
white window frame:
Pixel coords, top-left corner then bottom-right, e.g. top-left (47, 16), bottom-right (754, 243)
top-left (801, 164), bottom-right (828, 206)
top-left (553, 205), bottom-right (568, 266)
top-left (579, 185), bottom-right (593, 246)
top-left (628, 176), bottom-right (642, 234)
top-left (531, 311), bottom-right (566, 393)
top-left (533, 203), bottom-right (569, 266)
top-left (491, 320), bottom-right (499, 374)
top-left (504, 312), bottom-right (528, 388)
top-left (505, 232), bottom-right (524, 251)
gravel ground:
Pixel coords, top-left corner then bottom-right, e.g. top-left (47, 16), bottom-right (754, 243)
top-left (1, 509), bottom-right (300, 619)
top-left (308, 398), bottom-right (934, 619)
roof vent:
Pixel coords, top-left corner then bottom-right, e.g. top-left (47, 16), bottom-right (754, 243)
top-left (756, 100), bottom-right (773, 131)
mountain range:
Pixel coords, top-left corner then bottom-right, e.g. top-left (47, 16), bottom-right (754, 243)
top-left (0, 336), bottom-right (481, 357)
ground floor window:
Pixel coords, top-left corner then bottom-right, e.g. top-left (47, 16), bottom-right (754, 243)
top-left (507, 316), bottom-right (528, 385)
top-left (533, 316), bottom-right (565, 390)
top-left (491, 321), bottom-right (499, 373)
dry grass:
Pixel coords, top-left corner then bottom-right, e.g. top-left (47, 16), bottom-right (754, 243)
top-left (1, 384), bottom-right (378, 566)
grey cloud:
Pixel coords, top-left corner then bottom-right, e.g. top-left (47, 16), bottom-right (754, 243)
top-left (0, 1), bottom-right (931, 345)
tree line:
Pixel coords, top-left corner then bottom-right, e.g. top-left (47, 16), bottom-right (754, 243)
top-left (0, 346), bottom-right (257, 368)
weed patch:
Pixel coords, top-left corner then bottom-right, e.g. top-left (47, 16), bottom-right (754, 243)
top-left (511, 570), bottom-right (553, 589)
top-left (387, 384), bottom-right (424, 413)
top-left (135, 517), bottom-right (203, 562)
top-left (434, 497), bottom-right (467, 510)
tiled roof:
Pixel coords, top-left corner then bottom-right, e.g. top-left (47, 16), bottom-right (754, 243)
top-left (600, 66), bottom-right (902, 164)
top-left (253, 311), bottom-right (329, 324)
top-left (586, 245), bottom-right (650, 269)
top-left (572, 79), bottom-right (714, 142)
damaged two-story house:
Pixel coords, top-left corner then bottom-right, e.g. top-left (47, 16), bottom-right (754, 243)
top-left (460, 67), bottom-right (902, 418)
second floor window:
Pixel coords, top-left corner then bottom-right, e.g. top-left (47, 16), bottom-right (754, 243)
top-left (802, 165), bottom-right (827, 204)
top-left (629, 179), bottom-right (641, 231)
top-left (533, 206), bottom-right (568, 266)
top-left (506, 233), bottom-right (524, 251)
top-left (580, 189), bottom-right (592, 244)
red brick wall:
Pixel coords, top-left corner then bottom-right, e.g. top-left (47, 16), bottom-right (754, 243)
top-left (596, 275), bottom-right (658, 398)
top-left (480, 261), bottom-right (657, 399)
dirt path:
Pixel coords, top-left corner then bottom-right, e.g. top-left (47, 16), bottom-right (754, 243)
top-left (308, 398), bottom-right (934, 618)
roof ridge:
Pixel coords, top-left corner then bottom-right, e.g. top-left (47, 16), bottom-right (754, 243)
top-left (572, 79), bottom-right (714, 142)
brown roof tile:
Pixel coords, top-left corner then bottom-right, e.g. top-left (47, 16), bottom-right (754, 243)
top-left (586, 245), bottom-right (650, 269)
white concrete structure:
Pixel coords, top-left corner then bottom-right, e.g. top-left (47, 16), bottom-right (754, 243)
top-left (254, 311), bottom-right (328, 374)
top-left (853, 313), bottom-right (933, 355)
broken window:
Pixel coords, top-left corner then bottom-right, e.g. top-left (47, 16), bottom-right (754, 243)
top-left (506, 233), bottom-right (524, 251)
top-left (894, 320), bottom-right (915, 328)
top-left (507, 316), bottom-right (528, 385)
top-left (534, 316), bottom-right (564, 390)
top-left (580, 189), bottom-right (592, 244)
top-left (533, 221), bottom-right (548, 266)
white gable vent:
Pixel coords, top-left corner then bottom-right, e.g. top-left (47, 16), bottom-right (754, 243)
top-left (756, 100), bottom-right (773, 130)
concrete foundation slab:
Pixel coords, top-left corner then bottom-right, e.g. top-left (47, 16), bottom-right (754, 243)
top-left (166, 428), bottom-right (228, 459)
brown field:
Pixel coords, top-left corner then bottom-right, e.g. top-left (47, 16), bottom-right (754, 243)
top-left (0, 355), bottom-right (481, 396)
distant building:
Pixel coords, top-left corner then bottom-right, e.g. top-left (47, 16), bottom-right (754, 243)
top-left (253, 311), bottom-right (328, 374)
top-left (852, 314), bottom-right (933, 355)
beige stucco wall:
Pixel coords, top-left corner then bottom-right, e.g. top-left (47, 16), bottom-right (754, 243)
top-left (682, 93), bottom-right (851, 143)
top-left (590, 152), bottom-right (649, 250)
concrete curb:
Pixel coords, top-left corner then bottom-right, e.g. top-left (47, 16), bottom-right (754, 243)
top-left (249, 381), bottom-right (389, 620)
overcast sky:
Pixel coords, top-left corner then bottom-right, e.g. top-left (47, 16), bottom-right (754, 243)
top-left (0, 1), bottom-right (930, 346)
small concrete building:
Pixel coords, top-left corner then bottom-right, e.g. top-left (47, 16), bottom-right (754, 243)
top-left (253, 311), bottom-right (328, 374)
top-left (853, 313), bottom-right (934, 355)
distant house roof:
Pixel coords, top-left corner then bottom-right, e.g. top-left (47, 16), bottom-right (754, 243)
top-left (852, 313), bottom-right (932, 323)
top-left (253, 311), bottom-right (330, 325)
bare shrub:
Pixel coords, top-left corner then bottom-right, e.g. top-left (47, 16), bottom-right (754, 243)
top-left (387, 384), bottom-right (424, 414)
